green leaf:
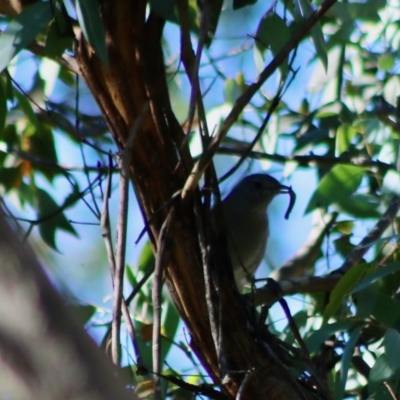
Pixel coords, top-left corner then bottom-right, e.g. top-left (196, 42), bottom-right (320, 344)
top-left (45, 19), bottom-right (73, 58)
top-left (254, 13), bottom-right (290, 73)
top-left (75, 0), bottom-right (109, 65)
top-left (14, 90), bottom-right (38, 128)
top-left (306, 165), bottom-right (364, 213)
top-left (368, 353), bottom-right (400, 400)
top-left (384, 329), bottom-right (400, 372)
top-left (21, 122), bottom-right (59, 182)
top-left (354, 283), bottom-right (379, 318)
top-left (296, 0), bottom-right (327, 71)
top-left (333, 235), bottom-right (355, 258)
top-left (61, 186), bottom-right (82, 209)
top-left (199, 0), bottom-right (223, 46)
top-left (138, 241), bottom-right (155, 272)
top-left (370, 354), bottom-right (398, 383)
top-left (333, 220), bottom-right (354, 235)
top-left (224, 78), bottom-right (241, 105)
top-left (0, 165), bottom-right (24, 192)
top-left (305, 320), bottom-right (356, 353)
top-left (337, 193), bottom-right (380, 219)
top-left (372, 292), bottom-right (400, 327)
top-left (125, 265), bottom-right (137, 288)
top-left (0, 2), bottom-right (53, 73)
top-left (347, 2), bottom-right (384, 21)
top-left (294, 128), bottom-right (329, 152)
top-left (36, 188), bottom-right (77, 250)
top-left (45, 4), bottom-right (72, 58)
top-left (255, 13), bottom-right (290, 56)
top-left (334, 326), bottom-right (362, 400)
top-left (161, 297), bottom-right (180, 360)
top-left (0, 79), bottom-right (7, 136)
top-left (352, 262), bottom-right (400, 294)
top-left (233, 0), bottom-right (257, 10)
top-left (150, 0), bottom-right (200, 35)
top-left (323, 263), bottom-right (373, 322)
top-left (335, 124), bottom-right (358, 156)
top-left (378, 54), bottom-right (395, 71)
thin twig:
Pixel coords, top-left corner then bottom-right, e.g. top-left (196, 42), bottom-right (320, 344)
top-left (152, 205), bottom-right (177, 400)
top-left (335, 195), bottom-right (400, 275)
top-left (181, 0), bottom-right (339, 199)
top-left (112, 103), bottom-right (149, 367)
top-left (111, 154), bottom-right (129, 365)
top-left (75, 73), bottom-right (101, 218)
top-left (100, 160), bottom-right (117, 362)
top-left (219, 50), bottom-right (299, 183)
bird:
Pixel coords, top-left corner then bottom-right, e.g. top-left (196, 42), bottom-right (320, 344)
top-left (220, 174), bottom-right (294, 292)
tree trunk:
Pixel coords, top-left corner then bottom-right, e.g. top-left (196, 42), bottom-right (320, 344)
top-left (73, 2), bottom-right (320, 398)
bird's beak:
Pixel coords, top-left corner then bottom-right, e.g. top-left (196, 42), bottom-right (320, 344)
top-left (278, 184), bottom-right (296, 220)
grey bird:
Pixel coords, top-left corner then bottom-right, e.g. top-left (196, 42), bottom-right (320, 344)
top-left (221, 174), bottom-right (294, 291)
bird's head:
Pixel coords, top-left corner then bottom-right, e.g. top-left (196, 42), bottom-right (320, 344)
top-left (224, 174), bottom-right (295, 219)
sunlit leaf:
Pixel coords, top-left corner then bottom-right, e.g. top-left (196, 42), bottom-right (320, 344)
top-left (333, 220), bottom-right (354, 235)
top-left (224, 78), bottom-right (241, 105)
top-left (138, 241), bottom-right (155, 272)
top-left (378, 54), bottom-right (395, 71)
top-left (335, 124), bottom-right (358, 156)
top-left (306, 165), bottom-right (364, 213)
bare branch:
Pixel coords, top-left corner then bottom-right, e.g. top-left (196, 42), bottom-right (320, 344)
top-left (152, 205), bottom-right (177, 400)
top-left (181, 0), bottom-right (339, 198)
